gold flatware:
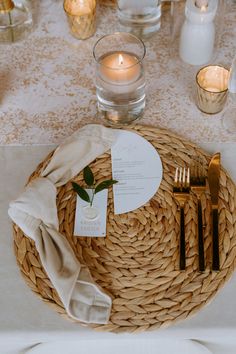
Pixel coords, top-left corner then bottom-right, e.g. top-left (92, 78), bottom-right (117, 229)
top-left (173, 167), bottom-right (190, 270)
top-left (191, 160), bottom-right (207, 272)
top-left (208, 152), bottom-right (221, 271)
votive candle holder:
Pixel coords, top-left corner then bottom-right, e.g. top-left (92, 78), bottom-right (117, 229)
top-left (64, 0), bottom-right (96, 40)
top-left (196, 65), bottom-right (229, 114)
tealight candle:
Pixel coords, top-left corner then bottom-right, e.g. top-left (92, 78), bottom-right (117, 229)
top-left (196, 65), bottom-right (229, 114)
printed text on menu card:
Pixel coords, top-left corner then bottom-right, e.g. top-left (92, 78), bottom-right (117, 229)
top-left (111, 130), bottom-right (163, 214)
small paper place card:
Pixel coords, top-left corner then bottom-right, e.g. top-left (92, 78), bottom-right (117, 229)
top-left (74, 189), bottom-right (108, 237)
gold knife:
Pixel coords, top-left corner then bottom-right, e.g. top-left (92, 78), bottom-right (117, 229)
top-left (208, 152), bottom-right (221, 271)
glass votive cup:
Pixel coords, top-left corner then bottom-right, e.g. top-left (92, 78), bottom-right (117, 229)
top-left (63, 0), bottom-right (96, 40)
top-left (117, 0), bottom-right (162, 38)
top-left (93, 32), bottom-right (146, 125)
top-left (196, 65), bottom-right (229, 114)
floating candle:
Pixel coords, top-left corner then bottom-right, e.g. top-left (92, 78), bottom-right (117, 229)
top-left (99, 51), bottom-right (141, 85)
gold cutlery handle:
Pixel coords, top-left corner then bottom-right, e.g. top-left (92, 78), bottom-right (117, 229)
top-left (197, 199), bottom-right (205, 271)
top-left (180, 207), bottom-right (186, 270)
top-left (212, 208), bottom-right (220, 271)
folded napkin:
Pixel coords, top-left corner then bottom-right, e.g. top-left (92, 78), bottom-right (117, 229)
top-left (8, 124), bottom-right (117, 324)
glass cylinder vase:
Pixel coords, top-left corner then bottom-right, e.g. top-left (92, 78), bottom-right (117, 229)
top-left (0, 0), bottom-right (33, 43)
top-left (93, 32), bottom-right (146, 125)
top-left (117, 0), bottom-right (162, 38)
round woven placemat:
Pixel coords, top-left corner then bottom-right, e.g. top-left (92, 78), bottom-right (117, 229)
top-left (13, 125), bottom-right (236, 333)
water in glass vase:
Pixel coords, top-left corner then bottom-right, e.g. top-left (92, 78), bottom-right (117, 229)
top-left (0, 0), bottom-right (33, 43)
top-left (118, 0), bottom-right (162, 38)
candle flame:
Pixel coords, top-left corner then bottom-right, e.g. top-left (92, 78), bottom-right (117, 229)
top-left (118, 54), bottom-right (124, 66)
top-left (200, 5), bottom-right (207, 12)
top-left (195, 0), bottom-right (208, 11)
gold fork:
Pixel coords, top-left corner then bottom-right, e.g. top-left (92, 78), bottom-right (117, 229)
top-left (190, 159), bottom-right (207, 272)
top-left (173, 167), bottom-right (190, 270)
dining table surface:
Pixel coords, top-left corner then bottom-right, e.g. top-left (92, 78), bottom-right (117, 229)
top-left (1, 1), bottom-right (236, 354)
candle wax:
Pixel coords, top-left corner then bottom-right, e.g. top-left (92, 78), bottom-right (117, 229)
top-left (99, 51), bottom-right (141, 85)
top-left (204, 87), bottom-right (222, 92)
top-left (197, 66), bottom-right (229, 93)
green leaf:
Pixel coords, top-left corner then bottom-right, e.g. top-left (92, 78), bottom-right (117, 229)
top-left (83, 166), bottom-right (94, 186)
top-left (72, 182), bottom-right (90, 203)
top-left (95, 180), bottom-right (118, 194)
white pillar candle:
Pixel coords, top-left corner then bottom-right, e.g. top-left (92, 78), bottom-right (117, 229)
top-left (179, 0), bottom-right (218, 66)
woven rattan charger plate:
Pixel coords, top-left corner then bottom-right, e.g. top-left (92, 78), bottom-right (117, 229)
top-left (13, 125), bottom-right (236, 333)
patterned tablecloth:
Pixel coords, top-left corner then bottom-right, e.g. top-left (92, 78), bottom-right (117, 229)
top-left (0, 0), bottom-right (235, 145)
top-left (1, 2), bottom-right (236, 353)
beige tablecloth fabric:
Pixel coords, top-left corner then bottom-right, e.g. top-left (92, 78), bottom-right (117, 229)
top-left (8, 124), bottom-right (116, 324)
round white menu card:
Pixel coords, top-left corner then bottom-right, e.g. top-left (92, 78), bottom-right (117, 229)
top-left (111, 130), bottom-right (163, 215)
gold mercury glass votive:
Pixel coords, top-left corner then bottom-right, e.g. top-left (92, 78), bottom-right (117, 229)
top-left (64, 0), bottom-right (96, 40)
top-left (196, 65), bottom-right (229, 114)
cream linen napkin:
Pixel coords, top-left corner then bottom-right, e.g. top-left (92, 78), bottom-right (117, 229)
top-left (8, 124), bottom-right (117, 324)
